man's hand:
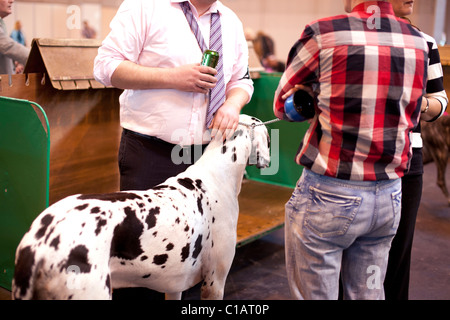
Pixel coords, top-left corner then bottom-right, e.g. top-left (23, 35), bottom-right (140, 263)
top-left (14, 61), bottom-right (24, 74)
top-left (209, 88), bottom-right (250, 140)
top-left (173, 63), bottom-right (218, 94)
top-left (281, 84), bottom-right (314, 100)
top-left (209, 101), bottom-right (241, 140)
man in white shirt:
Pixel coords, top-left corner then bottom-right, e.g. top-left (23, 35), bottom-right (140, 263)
top-left (94, 0), bottom-right (253, 299)
top-left (0, 0), bottom-right (29, 75)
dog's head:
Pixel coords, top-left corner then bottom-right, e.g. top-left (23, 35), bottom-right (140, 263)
top-left (237, 114), bottom-right (271, 169)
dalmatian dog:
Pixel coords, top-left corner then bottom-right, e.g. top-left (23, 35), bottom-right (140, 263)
top-left (12, 114), bottom-right (270, 300)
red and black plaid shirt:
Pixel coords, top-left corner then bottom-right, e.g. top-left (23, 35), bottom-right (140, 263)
top-left (274, 1), bottom-right (428, 181)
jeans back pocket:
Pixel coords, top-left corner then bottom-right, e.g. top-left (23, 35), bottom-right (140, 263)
top-left (305, 186), bottom-right (362, 238)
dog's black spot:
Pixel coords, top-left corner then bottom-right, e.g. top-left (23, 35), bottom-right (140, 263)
top-left (78, 192), bottom-right (142, 202)
top-left (221, 145), bottom-right (227, 154)
top-left (140, 255), bottom-right (148, 261)
top-left (142, 274), bottom-right (151, 279)
top-left (44, 226), bottom-right (56, 244)
top-left (230, 129), bottom-right (244, 141)
top-left (75, 204), bottom-right (89, 211)
top-left (106, 275), bottom-right (111, 293)
top-left (153, 254), bottom-right (168, 265)
top-left (195, 179), bottom-right (205, 192)
top-left (192, 234), bottom-right (203, 259)
top-left (166, 243), bottom-right (174, 251)
top-left (13, 246), bottom-right (35, 298)
top-left (181, 243), bottom-right (190, 262)
top-left (110, 207), bottom-right (144, 260)
top-left (197, 195), bottom-right (204, 215)
top-left (62, 245), bottom-right (91, 273)
top-left (145, 207), bottom-right (160, 230)
top-left (212, 216), bottom-right (215, 223)
top-left (250, 117), bottom-right (259, 122)
top-left (90, 207), bottom-right (101, 214)
top-left (231, 147), bottom-right (238, 162)
top-left (50, 236), bottom-right (60, 250)
top-left (152, 185), bottom-right (178, 191)
top-left (95, 218), bottom-right (107, 236)
top-left (184, 225), bottom-right (190, 232)
top-left (177, 177), bottom-right (196, 190)
top-left (35, 214), bottom-right (54, 240)
top-left (152, 185), bottom-right (168, 190)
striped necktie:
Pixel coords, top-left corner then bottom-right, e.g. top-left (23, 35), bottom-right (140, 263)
top-left (180, 2), bottom-right (226, 128)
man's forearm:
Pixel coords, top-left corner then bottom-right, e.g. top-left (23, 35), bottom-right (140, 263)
top-left (225, 87), bottom-right (251, 112)
top-left (110, 60), bottom-right (217, 94)
top-left (110, 60), bottom-right (174, 90)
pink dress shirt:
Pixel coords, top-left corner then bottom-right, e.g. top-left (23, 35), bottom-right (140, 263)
top-left (94, 0), bottom-right (253, 145)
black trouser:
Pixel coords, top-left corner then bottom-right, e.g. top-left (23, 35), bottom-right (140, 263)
top-left (112, 129), bottom-right (207, 300)
top-left (384, 173), bottom-right (423, 300)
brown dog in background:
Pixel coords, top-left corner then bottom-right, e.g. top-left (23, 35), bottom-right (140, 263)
top-left (421, 114), bottom-right (450, 206)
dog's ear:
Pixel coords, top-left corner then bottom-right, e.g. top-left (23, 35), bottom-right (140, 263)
top-left (247, 125), bottom-right (270, 169)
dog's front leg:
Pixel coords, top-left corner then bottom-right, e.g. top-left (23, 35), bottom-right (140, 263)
top-left (165, 292), bottom-right (182, 300)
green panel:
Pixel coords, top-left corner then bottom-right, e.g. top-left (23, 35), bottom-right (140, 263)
top-left (243, 73), bottom-right (309, 188)
top-left (0, 96), bottom-right (50, 291)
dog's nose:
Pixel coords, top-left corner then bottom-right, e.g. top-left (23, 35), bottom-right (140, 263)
top-left (256, 157), bottom-right (270, 169)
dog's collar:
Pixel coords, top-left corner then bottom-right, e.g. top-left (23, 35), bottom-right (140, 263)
top-left (238, 118), bottom-right (280, 128)
top-left (238, 118), bottom-right (280, 141)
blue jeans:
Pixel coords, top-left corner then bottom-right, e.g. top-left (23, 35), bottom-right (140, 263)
top-left (285, 169), bottom-right (402, 300)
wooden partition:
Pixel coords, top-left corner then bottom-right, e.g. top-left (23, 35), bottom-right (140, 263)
top-left (1, 74), bottom-right (122, 205)
top-left (0, 39), bottom-right (123, 205)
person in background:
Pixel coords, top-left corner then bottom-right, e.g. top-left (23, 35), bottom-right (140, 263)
top-left (274, 0), bottom-right (428, 299)
top-left (94, 0), bottom-right (252, 299)
top-left (81, 20), bottom-right (96, 39)
top-left (0, 0), bottom-right (28, 74)
top-left (384, 0), bottom-right (448, 300)
top-left (253, 31), bottom-right (285, 72)
top-left (10, 20), bottom-right (24, 45)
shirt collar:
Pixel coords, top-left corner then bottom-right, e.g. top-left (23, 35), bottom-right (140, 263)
top-left (352, 1), bottom-right (395, 16)
top-left (172, 0), bottom-right (222, 15)
top-left (0, 18), bottom-right (6, 32)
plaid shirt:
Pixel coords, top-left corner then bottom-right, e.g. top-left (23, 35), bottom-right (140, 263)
top-left (274, 1), bottom-right (428, 181)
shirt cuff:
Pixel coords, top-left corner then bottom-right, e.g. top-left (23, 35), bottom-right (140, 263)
top-left (227, 80), bottom-right (254, 104)
top-left (94, 58), bottom-right (124, 87)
